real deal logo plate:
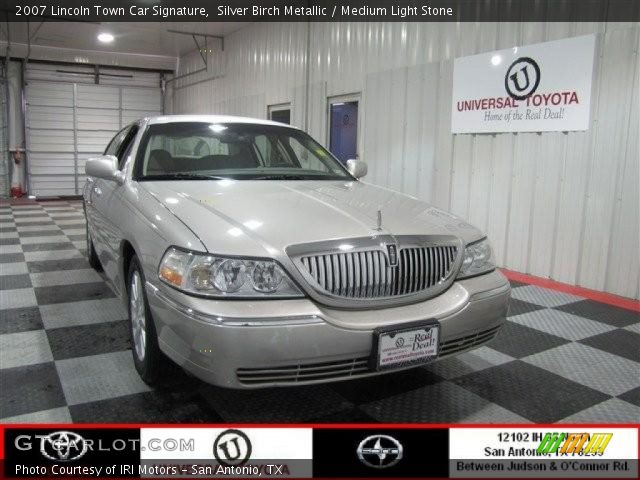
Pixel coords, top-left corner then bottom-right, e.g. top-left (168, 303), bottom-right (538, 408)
top-left (378, 325), bottom-right (439, 368)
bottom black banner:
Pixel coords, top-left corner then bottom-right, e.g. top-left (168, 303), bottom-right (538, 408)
top-left (313, 428), bottom-right (449, 477)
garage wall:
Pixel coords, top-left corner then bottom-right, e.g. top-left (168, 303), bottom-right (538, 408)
top-left (169, 22), bottom-right (640, 300)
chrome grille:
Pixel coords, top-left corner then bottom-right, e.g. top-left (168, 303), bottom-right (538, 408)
top-left (237, 357), bottom-right (370, 385)
top-left (299, 245), bottom-right (458, 299)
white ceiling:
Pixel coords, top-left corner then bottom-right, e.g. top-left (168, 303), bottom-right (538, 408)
top-left (2, 21), bottom-right (250, 57)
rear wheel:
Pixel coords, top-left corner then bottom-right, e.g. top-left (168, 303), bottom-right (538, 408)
top-left (128, 255), bottom-right (165, 385)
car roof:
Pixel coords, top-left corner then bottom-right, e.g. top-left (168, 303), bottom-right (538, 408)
top-left (145, 114), bottom-right (299, 130)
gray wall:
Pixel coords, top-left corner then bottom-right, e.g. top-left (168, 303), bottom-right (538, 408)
top-left (169, 22), bottom-right (639, 300)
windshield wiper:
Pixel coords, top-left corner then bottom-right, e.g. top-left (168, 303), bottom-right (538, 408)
top-left (143, 173), bottom-right (229, 181)
top-left (252, 174), bottom-right (310, 180)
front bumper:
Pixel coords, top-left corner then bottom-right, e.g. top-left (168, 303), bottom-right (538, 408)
top-left (146, 269), bottom-right (510, 388)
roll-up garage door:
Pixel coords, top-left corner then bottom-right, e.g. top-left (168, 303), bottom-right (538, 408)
top-left (25, 64), bottom-right (163, 197)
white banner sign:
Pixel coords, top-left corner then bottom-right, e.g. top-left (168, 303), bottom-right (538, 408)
top-left (452, 35), bottom-right (596, 133)
top-left (139, 428), bottom-right (313, 478)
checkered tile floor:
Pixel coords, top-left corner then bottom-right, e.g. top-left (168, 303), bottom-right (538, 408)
top-left (1, 200), bottom-right (639, 424)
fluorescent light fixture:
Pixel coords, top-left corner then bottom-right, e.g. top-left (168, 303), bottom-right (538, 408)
top-left (97, 32), bottom-right (114, 43)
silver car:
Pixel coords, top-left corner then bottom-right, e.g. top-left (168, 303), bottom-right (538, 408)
top-left (83, 115), bottom-right (510, 388)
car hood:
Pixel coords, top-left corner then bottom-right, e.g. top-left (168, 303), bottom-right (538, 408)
top-left (142, 180), bottom-right (483, 257)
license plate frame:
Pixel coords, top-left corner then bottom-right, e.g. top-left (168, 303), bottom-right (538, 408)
top-left (370, 320), bottom-right (440, 371)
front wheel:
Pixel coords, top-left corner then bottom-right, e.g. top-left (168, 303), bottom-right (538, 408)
top-left (128, 255), bottom-right (166, 385)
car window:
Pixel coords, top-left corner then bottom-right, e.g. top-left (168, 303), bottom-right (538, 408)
top-left (104, 126), bottom-right (132, 157)
top-left (135, 122), bottom-right (351, 181)
top-left (254, 134), bottom-right (298, 167)
top-left (289, 137), bottom-right (331, 173)
top-left (118, 126), bottom-right (139, 170)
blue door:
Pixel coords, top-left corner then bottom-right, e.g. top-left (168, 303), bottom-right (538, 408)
top-left (329, 101), bottom-right (358, 164)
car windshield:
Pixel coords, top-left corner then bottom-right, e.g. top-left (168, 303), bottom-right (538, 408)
top-left (135, 122), bottom-right (352, 181)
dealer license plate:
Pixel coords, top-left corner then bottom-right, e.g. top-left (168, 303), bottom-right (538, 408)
top-left (373, 321), bottom-right (440, 370)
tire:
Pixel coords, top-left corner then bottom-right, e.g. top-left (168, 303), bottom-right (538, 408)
top-left (84, 208), bottom-right (103, 271)
top-left (127, 255), bottom-right (166, 385)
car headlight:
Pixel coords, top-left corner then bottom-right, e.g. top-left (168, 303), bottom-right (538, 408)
top-left (457, 238), bottom-right (495, 279)
top-left (158, 247), bottom-right (303, 298)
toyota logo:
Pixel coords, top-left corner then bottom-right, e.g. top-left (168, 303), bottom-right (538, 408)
top-left (357, 435), bottom-right (403, 469)
top-left (213, 429), bottom-right (252, 467)
top-left (40, 431), bottom-right (88, 462)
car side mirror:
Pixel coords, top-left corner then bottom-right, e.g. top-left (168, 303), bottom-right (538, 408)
top-left (85, 155), bottom-right (124, 184)
top-left (346, 159), bottom-right (368, 179)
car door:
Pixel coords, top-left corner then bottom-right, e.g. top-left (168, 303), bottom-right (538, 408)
top-left (86, 126), bottom-right (130, 260)
top-left (89, 124), bottom-right (138, 287)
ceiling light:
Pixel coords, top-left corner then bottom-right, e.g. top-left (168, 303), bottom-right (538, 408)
top-left (97, 32), bottom-right (114, 43)
top-left (491, 55), bottom-right (502, 66)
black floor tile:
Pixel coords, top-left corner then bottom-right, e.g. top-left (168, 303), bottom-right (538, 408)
top-left (0, 253), bottom-right (25, 263)
top-left (27, 257), bottom-right (90, 273)
top-left (0, 274), bottom-right (32, 290)
top-left (18, 230), bottom-right (63, 238)
top-left (47, 320), bottom-right (130, 360)
top-left (0, 237), bottom-right (19, 245)
top-left (60, 223), bottom-right (86, 230)
top-left (330, 367), bottom-right (444, 405)
top-left (489, 322), bottom-right (569, 358)
top-left (579, 329), bottom-right (640, 363)
top-left (50, 215), bottom-right (84, 220)
top-left (12, 221), bottom-right (55, 227)
top-left (0, 362), bottom-right (67, 418)
top-left (618, 386), bottom-right (640, 407)
top-left (555, 300), bottom-right (640, 328)
top-left (199, 383), bottom-right (353, 423)
top-left (22, 242), bottom-right (77, 252)
top-left (0, 226), bottom-right (17, 233)
top-left (70, 390), bottom-right (222, 423)
top-left (67, 235), bottom-right (85, 242)
top-left (35, 282), bottom-right (115, 305)
top-left (307, 407), bottom-right (379, 423)
top-left (0, 307), bottom-right (44, 334)
top-left (452, 361), bottom-right (611, 423)
top-left (507, 298), bottom-right (546, 317)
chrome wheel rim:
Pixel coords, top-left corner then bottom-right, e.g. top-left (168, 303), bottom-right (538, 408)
top-left (130, 270), bottom-right (146, 361)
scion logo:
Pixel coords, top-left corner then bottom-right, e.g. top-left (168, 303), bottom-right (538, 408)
top-left (40, 431), bottom-right (88, 462)
top-left (357, 435), bottom-right (403, 469)
top-left (213, 429), bottom-right (252, 467)
top-left (505, 57), bottom-right (541, 100)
